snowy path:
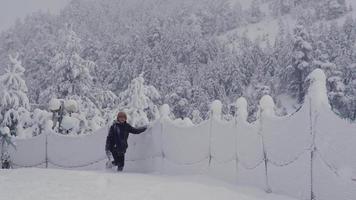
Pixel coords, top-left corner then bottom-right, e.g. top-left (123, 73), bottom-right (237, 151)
top-left (0, 168), bottom-right (298, 200)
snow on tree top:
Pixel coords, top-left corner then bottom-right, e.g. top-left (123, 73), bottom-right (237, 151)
top-left (8, 54), bottom-right (25, 75)
top-left (49, 98), bottom-right (61, 111)
top-left (64, 99), bottom-right (78, 113)
top-left (301, 41), bottom-right (312, 51)
top-left (1, 127), bottom-right (10, 136)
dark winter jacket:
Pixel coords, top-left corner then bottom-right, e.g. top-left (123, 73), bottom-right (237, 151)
top-left (105, 121), bottom-right (146, 153)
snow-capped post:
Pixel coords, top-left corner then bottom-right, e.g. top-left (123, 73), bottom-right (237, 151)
top-left (234, 97), bottom-right (248, 179)
top-left (235, 97), bottom-right (248, 123)
top-left (208, 100), bottom-right (222, 166)
top-left (0, 127), bottom-right (16, 169)
top-left (305, 68), bottom-right (328, 200)
top-left (159, 104), bottom-right (171, 122)
top-left (159, 104), bottom-right (171, 160)
top-left (259, 95), bottom-right (276, 118)
top-left (259, 95), bottom-right (275, 193)
top-left (210, 100), bottom-right (222, 120)
top-left (48, 98), bottom-right (63, 167)
top-left (42, 115), bottom-right (57, 168)
top-left (306, 69), bottom-right (330, 115)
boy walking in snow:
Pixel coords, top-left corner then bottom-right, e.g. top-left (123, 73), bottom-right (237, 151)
top-left (105, 112), bottom-right (147, 171)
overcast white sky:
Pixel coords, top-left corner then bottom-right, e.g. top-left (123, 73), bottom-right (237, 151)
top-left (0, 0), bottom-right (71, 32)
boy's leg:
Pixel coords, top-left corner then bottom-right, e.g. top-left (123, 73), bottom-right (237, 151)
top-left (117, 153), bottom-right (125, 171)
top-left (109, 149), bottom-right (120, 166)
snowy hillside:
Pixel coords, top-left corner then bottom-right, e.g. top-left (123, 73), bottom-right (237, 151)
top-left (0, 168), bottom-right (298, 200)
top-left (227, 0), bottom-right (356, 43)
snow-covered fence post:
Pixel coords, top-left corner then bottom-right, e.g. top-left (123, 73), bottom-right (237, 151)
top-left (259, 95), bottom-right (275, 193)
top-left (235, 97), bottom-right (248, 123)
top-left (158, 104), bottom-right (171, 170)
top-left (45, 130), bottom-right (48, 168)
top-left (210, 100), bottom-right (222, 121)
top-left (43, 120), bottom-right (55, 168)
top-left (235, 97), bottom-right (248, 180)
top-left (305, 69), bottom-right (329, 200)
top-left (159, 104), bottom-right (171, 122)
top-left (209, 100), bottom-right (222, 166)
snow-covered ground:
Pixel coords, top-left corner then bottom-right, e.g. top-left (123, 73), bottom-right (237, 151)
top-left (0, 168), bottom-right (298, 200)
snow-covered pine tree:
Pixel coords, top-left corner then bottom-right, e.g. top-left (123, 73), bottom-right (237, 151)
top-left (191, 109), bottom-right (203, 124)
top-left (38, 24), bottom-right (110, 134)
top-left (274, 20), bottom-right (293, 92)
top-left (344, 63), bottom-right (356, 120)
top-left (0, 54), bottom-right (30, 136)
top-left (17, 12), bottom-right (58, 104)
top-left (39, 24), bottom-right (95, 104)
top-left (312, 28), bottom-right (346, 118)
top-left (289, 24), bottom-right (314, 103)
top-left (190, 86), bottom-right (210, 119)
top-left (165, 64), bottom-right (192, 119)
top-left (118, 74), bottom-right (161, 127)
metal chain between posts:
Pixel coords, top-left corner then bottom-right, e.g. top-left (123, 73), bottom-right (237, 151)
top-left (12, 161), bottom-right (46, 168)
top-left (287, 105), bottom-right (303, 117)
top-left (211, 154), bottom-right (265, 169)
top-left (210, 155), bottom-right (236, 164)
top-left (267, 148), bottom-right (310, 167)
top-left (163, 155), bottom-right (210, 166)
top-left (234, 118), bottom-right (265, 171)
top-left (125, 154), bottom-right (161, 162)
top-left (238, 158), bottom-right (265, 170)
top-left (314, 148), bottom-right (356, 183)
top-left (48, 157), bottom-right (107, 168)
